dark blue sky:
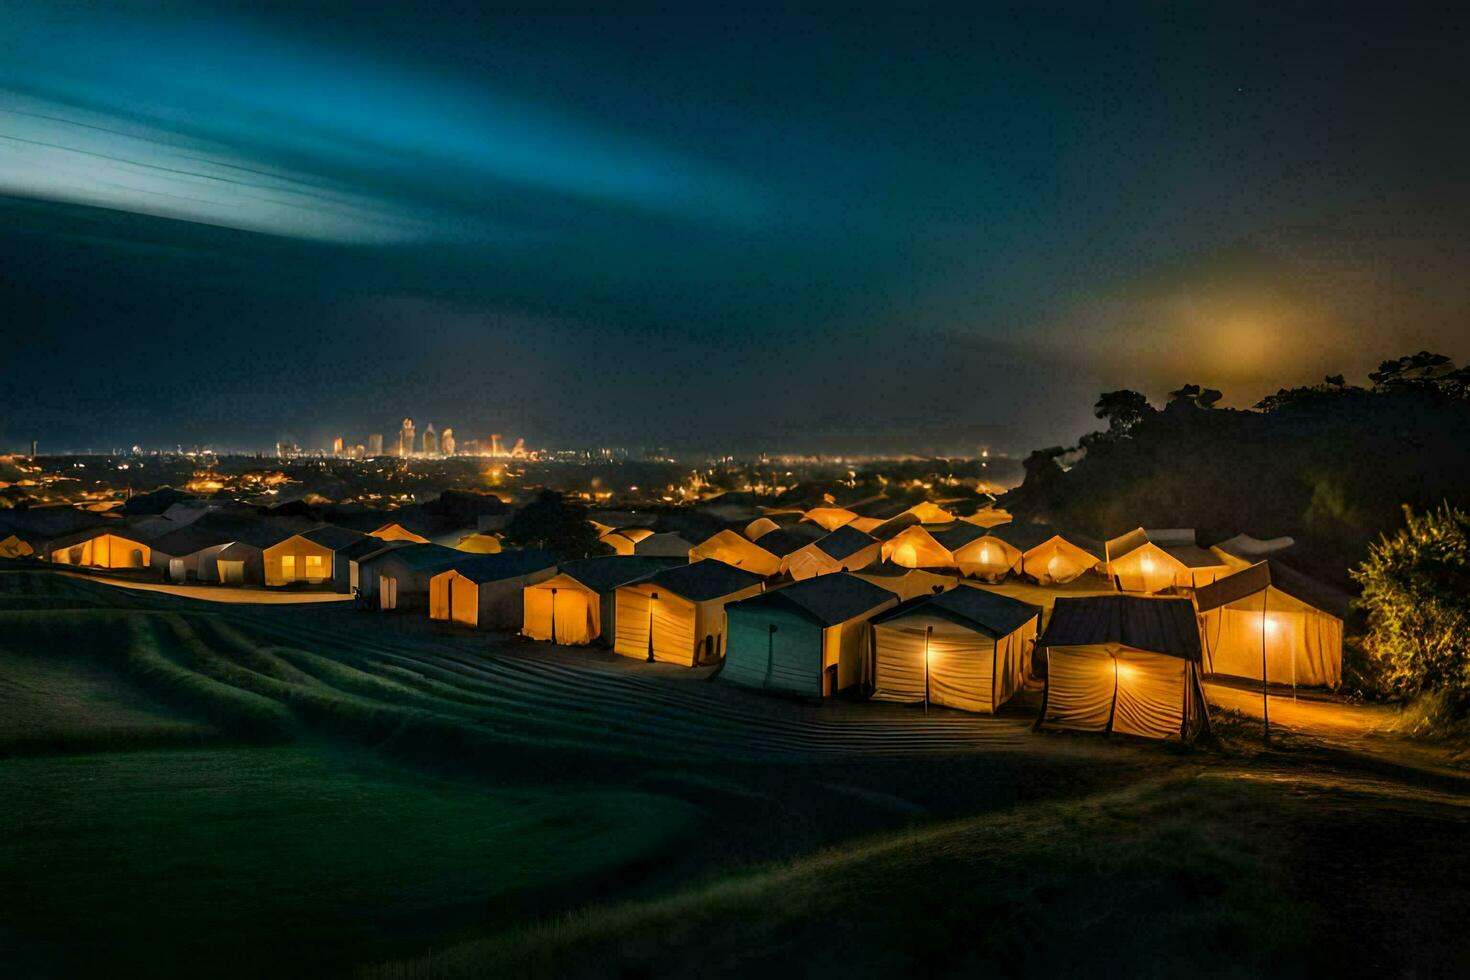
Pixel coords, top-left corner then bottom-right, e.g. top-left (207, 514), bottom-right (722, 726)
top-left (3, 3), bottom-right (1467, 454)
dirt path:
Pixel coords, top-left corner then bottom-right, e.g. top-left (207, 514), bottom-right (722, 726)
top-left (61, 571), bottom-right (354, 604)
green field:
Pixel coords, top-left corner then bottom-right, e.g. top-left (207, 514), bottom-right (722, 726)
top-left (2, 569), bottom-right (1468, 977)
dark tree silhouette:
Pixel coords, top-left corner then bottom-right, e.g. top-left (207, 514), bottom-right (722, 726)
top-left (1093, 389), bottom-right (1153, 435)
top-left (503, 489), bottom-right (610, 560)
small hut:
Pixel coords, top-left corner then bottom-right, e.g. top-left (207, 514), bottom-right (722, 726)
top-left (613, 561), bottom-right (765, 666)
top-left (723, 573), bottom-right (898, 697)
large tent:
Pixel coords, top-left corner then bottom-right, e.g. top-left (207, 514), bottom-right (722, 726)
top-left (599, 527), bottom-right (655, 556)
top-left (984, 524), bottom-right (1101, 585)
top-left (359, 543), bottom-right (464, 612)
top-left (870, 587), bottom-right (1041, 713)
top-left (930, 523), bottom-right (1014, 580)
top-left (881, 524), bottom-right (953, 569)
top-left (429, 550), bottom-right (557, 630)
top-left (851, 561), bottom-right (959, 601)
top-left (46, 529), bottom-right (152, 569)
top-left (1194, 561), bottom-right (1345, 688)
top-left (613, 561), bottom-right (765, 666)
top-left (782, 525), bottom-right (882, 581)
top-left (723, 573), bottom-right (898, 697)
top-left (688, 529), bottom-right (783, 575)
top-left (1105, 528), bottom-right (1233, 591)
top-left (522, 555), bottom-right (682, 645)
top-left (1038, 595), bottom-right (1208, 740)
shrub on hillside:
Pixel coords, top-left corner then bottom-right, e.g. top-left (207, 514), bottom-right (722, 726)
top-left (1351, 504), bottom-right (1470, 710)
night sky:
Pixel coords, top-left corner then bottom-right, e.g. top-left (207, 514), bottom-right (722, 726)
top-left (3, 3), bottom-right (1467, 454)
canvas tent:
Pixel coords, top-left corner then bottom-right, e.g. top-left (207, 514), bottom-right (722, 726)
top-left (870, 587), bottom-right (1041, 713)
top-left (903, 501), bottom-right (956, 524)
top-left (803, 507), bottom-right (859, 532)
top-left (962, 506), bottom-right (1013, 529)
top-left (688, 529), bottom-right (786, 576)
top-left (263, 525), bottom-right (369, 591)
top-left (1194, 561), bottom-right (1345, 688)
top-left (359, 543), bottom-right (463, 612)
top-left (1107, 528), bottom-right (1234, 591)
top-left (931, 524), bottom-right (1016, 580)
top-left (984, 524), bottom-right (1101, 585)
top-left (723, 573), bottom-right (898, 697)
top-left (881, 524), bottom-right (953, 570)
top-left (782, 525), bottom-right (882, 581)
top-left (0, 533), bottom-right (33, 558)
top-left (1038, 595), bottom-right (1208, 740)
top-left (46, 529), bottom-right (152, 569)
top-left (147, 524), bottom-right (235, 583)
top-left (600, 527), bottom-right (654, 556)
top-left (522, 555), bottom-right (681, 645)
top-left (613, 561), bottom-right (765, 666)
top-left (851, 561), bottom-right (959, 601)
top-left (429, 550), bottom-right (557, 630)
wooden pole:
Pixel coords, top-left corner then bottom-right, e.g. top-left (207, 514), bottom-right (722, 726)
top-left (550, 587), bottom-right (557, 645)
top-left (1261, 588), bottom-right (1271, 741)
top-left (917, 628), bottom-right (929, 714)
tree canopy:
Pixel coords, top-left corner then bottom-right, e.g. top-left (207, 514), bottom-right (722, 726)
top-left (502, 490), bottom-right (610, 561)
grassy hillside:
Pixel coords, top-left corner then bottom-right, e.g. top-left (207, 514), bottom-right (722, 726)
top-left (371, 767), bottom-right (1470, 979)
top-left (3, 569), bottom-right (1467, 977)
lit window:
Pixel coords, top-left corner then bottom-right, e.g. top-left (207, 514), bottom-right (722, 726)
top-left (305, 555), bottom-right (325, 576)
top-left (280, 555), bottom-right (296, 579)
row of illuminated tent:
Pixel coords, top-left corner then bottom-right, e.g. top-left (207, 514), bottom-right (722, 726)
top-left (594, 501), bottom-right (1299, 593)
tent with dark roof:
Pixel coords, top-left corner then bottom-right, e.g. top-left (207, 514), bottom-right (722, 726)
top-left (930, 523), bottom-right (1013, 580)
top-left (522, 555), bottom-right (683, 646)
top-left (613, 560), bottom-right (765, 666)
top-left (1037, 595), bottom-right (1208, 740)
top-left (1103, 528), bottom-right (1230, 592)
top-left (1194, 561), bottom-right (1345, 688)
top-left (781, 525), bottom-right (882, 581)
top-left (723, 573), bottom-right (898, 696)
top-left (869, 587), bottom-right (1041, 713)
top-left (429, 549), bottom-right (557, 629)
top-left (985, 524), bottom-right (1102, 585)
top-left (359, 543), bottom-right (464, 612)
top-left (689, 527), bottom-right (812, 576)
top-left (147, 522), bottom-right (237, 583)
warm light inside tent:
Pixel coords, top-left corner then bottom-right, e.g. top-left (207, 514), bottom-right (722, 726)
top-left (1140, 556), bottom-right (1155, 574)
top-left (1047, 553), bottom-right (1063, 579)
top-left (979, 545), bottom-right (992, 564)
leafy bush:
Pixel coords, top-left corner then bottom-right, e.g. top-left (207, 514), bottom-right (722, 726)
top-left (1351, 504), bottom-right (1470, 706)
